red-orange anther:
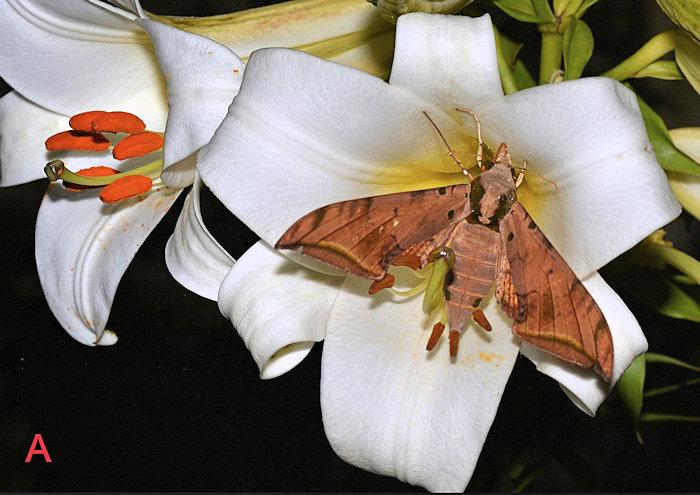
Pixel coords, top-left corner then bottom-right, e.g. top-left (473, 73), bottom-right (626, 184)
top-left (472, 309), bottom-right (491, 332)
top-left (112, 132), bottom-right (163, 160)
top-left (392, 254), bottom-right (422, 270)
top-left (91, 111), bottom-right (146, 134)
top-left (368, 273), bottom-right (395, 294)
top-left (69, 111), bottom-right (109, 132)
top-left (448, 330), bottom-right (460, 358)
top-left (426, 322), bottom-right (445, 351)
top-left (99, 175), bottom-right (152, 203)
top-left (45, 130), bottom-right (110, 152)
top-left (65, 166), bottom-right (119, 191)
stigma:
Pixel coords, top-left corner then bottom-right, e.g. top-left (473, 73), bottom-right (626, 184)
top-left (44, 110), bottom-right (164, 203)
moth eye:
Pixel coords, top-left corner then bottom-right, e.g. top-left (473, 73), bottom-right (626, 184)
top-left (447, 209), bottom-right (455, 220)
top-left (507, 232), bottom-right (515, 242)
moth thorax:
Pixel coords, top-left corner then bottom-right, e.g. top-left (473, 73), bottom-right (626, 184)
top-left (471, 163), bottom-right (516, 225)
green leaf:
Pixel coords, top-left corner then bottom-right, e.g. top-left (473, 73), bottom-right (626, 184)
top-left (514, 60), bottom-right (537, 90)
top-left (563, 19), bottom-right (594, 79)
top-left (645, 352), bottom-right (700, 372)
top-left (641, 412), bottom-right (700, 422)
top-left (635, 89), bottom-right (700, 174)
top-left (633, 60), bottom-right (685, 80)
top-left (654, 278), bottom-right (700, 322)
top-left (617, 353), bottom-right (646, 425)
top-left (494, 0), bottom-right (552, 23)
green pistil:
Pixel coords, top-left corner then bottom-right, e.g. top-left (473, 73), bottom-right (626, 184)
top-left (44, 159), bottom-right (163, 186)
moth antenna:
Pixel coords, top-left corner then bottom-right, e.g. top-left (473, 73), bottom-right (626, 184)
top-left (455, 108), bottom-right (485, 172)
top-left (422, 111), bottom-right (474, 181)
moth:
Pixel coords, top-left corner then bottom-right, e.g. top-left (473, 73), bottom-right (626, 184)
top-left (275, 110), bottom-right (614, 381)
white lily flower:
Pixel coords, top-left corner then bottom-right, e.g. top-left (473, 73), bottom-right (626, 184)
top-left (0, 0), bottom-right (390, 345)
top-left (192, 13), bottom-right (681, 491)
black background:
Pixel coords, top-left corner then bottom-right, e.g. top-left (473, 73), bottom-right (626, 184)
top-left (1, 0), bottom-right (699, 491)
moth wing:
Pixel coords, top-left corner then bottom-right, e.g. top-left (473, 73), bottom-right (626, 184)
top-left (444, 222), bottom-right (501, 332)
top-left (499, 202), bottom-right (614, 381)
top-left (276, 184), bottom-right (471, 280)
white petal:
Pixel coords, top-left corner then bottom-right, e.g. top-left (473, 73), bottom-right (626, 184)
top-left (321, 270), bottom-right (520, 492)
top-left (390, 13), bottom-right (503, 113)
top-left (520, 271), bottom-right (647, 417)
top-left (218, 240), bottom-right (343, 379)
top-left (0, 0), bottom-right (167, 129)
top-left (166, 175), bottom-right (234, 300)
top-left (35, 183), bottom-right (181, 345)
top-left (137, 19), bottom-right (245, 187)
top-left (0, 92), bottom-right (68, 186)
top-left (474, 77), bottom-right (681, 277)
top-left (198, 48), bottom-right (474, 247)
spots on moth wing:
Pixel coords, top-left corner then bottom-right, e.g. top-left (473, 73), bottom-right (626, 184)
top-left (546, 267), bottom-right (554, 275)
top-left (444, 288), bottom-right (451, 301)
top-left (438, 187), bottom-right (447, 195)
top-left (447, 209), bottom-right (455, 220)
top-left (507, 232), bottom-right (514, 242)
top-left (528, 220), bottom-right (536, 229)
top-left (473, 297), bottom-right (482, 307)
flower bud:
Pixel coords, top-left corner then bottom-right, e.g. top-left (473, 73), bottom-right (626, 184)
top-left (656, 0), bottom-right (700, 43)
top-left (368, 0), bottom-right (474, 24)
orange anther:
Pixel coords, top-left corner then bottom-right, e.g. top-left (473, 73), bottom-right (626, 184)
top-left (91, 111), bottom-right (146, 134)
top-left (45, 130), bottom-right (110, 152)
top-left (392, 254), bottom-right (422, 270)
top-left (472, 309), bottom-right (491, 332)
top-left (449, 330), bottom-right (460, 358)
top-left (65, 166), bottom-right (119, 191)
top-left (426, 322), bottom-right (445, 351)
top-left (368, 273), bottom-right (395, 294)
top-left (112, 132), bottom-right (163, 160)
top-left (69, 111), bottom-right (109, 132)
top-left (99, 175), bottom-right (152, 203)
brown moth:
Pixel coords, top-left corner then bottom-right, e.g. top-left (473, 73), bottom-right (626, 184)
top-left (275, 111), bottom-right (614, 381)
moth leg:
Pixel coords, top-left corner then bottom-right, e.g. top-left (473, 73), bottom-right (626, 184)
top-left (515, 160), bottom-right (527, 188)
top-left (455, 107), bottom-right (484, 172)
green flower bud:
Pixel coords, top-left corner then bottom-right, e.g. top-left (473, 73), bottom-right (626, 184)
top-left (368, 0), bottom-right (474, 24)
top-left (656, 0), bottom-right (700, 43)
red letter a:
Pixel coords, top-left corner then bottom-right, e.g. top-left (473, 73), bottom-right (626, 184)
top-left (25, 434), bottom-right (52, 462)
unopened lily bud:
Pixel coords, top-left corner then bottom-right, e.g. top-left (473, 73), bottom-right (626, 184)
top-left (656, 0), bottom-right (700, 43)
top-left (368, 0), bottom-right (474, 24)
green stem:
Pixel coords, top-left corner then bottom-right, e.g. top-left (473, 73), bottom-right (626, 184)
top-left (539, 31), bottom-right (564, 84)
top-left (601, 30), bottom-right (677, 81)
top-left (647, 242), bottom-right (700, 285)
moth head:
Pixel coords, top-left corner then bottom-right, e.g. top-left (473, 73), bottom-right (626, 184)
top-left (470, 163), bottom-right (516, 225)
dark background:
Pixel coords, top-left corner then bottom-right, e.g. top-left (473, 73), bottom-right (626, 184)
top-left (1, 0), bottom-right (699, 491)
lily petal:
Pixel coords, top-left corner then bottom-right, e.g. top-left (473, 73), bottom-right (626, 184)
top-left (136, 19), bottom-right (245, 187)
top-left (218, 240), bottom-right (343, 379)
top-left (520, 271), bottom-right (648, 416)
top-left (198, 48), bottom-right (474, 247)
top-left (389, 14), bottom-right (504, 113)
top-left (474, 78), bottom-right (681, 277)
top-left (321, 270), bottom-right (520, 492)
top-left (35, 183), bottom-right (181, 345)
top-left (0, 0), bottom-right (167, 129)
top-left (166, 175), bottom-right (234, 301)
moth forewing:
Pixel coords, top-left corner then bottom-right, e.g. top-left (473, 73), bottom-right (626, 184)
top-left (275, 183), bottom-right (472, 281)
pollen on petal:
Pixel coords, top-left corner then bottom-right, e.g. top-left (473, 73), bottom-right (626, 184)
top-left (65, 166), bottom-right (120, 191)
top-left (426, 322), bottom-right (445, 351)
top-left (91, 111), bottom-right (146, 134)
top-left (368, 273), bottom-right (394, 294)
top-left (45, 130), bottom-right (110, 152)
top-left (69, 111), bottom-right (109, 132)
top-left (112, 132), bottom-right (164, 160)
top-left (99, 175), bottom-right (152, 203)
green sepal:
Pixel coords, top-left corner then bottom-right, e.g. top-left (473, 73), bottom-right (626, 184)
top-left (553, 0), bottom-right (601, 18)
top-left (633, 88), bottom-right (700, 174)
top-left (645, 352), bottom-right (700, 372)
top-left (616, 353), bottom-right (646, 430)
top-left (632, 60), bottom-right (684, 80)
top-left (513, 60), bottom-right (537, 90)
top-left (562, 19), bottom-right (594, 79)
top-left (493, 0), bottom-right (553, 23)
